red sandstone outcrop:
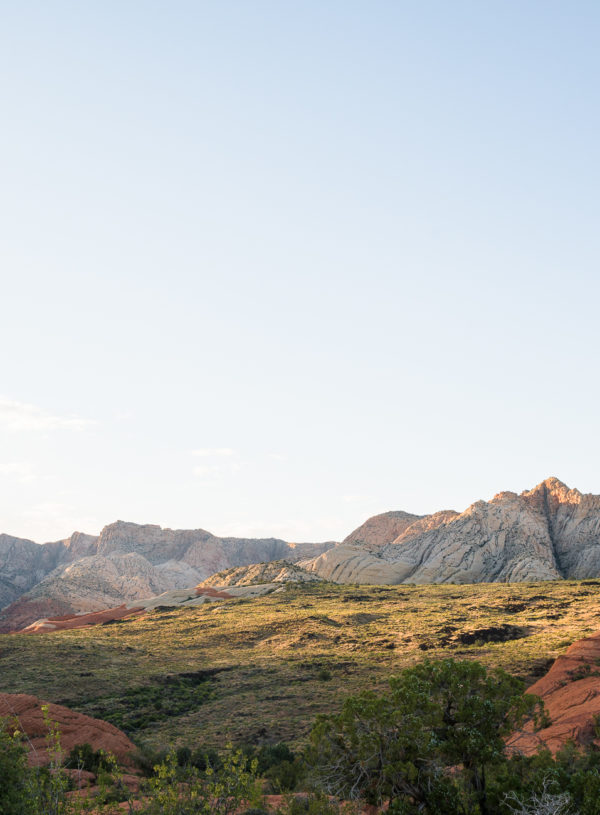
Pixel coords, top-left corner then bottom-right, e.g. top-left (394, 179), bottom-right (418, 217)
top-left (20, 583), bottom-right (287, 633)
top-left (0, 693), bottom-right (136, 767)
top-left (508, 630), bottom-right (600, 755)
top-left (22, 604), bottom-right (146, 633)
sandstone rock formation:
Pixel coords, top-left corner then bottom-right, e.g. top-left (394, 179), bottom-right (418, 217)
top-left (508, 629), bottom-right (600, 755)
top-left (200, 560), bottom-right (323, 587)
top-left (304, 479), bottom-right (600, 585)
top-left (5, 477), bottom-right (600, 631)
top-left (21, 581), bottom-right (286, 633)
top-left (342, 511), bottom-right (424, 548)
top-left (0, 692), bottom-right (136, 767)
top-left (0, 534), bottom-right (67, 609)
top-left (0, 521), bottom-right (334, 632)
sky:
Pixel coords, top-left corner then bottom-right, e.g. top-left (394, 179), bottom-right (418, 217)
top-left (1, 1), bottom-right (599, 544)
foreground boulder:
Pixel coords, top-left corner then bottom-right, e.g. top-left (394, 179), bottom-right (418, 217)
top-left (0, 692), bottom-right (136, 767)
top-left (508, 631), bottom-right (600, 754)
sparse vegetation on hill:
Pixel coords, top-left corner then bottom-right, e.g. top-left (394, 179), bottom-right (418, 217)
top-left (5, 659), bottom-right (600, 814)
top-left (2, 580), bottom-right (600, 752)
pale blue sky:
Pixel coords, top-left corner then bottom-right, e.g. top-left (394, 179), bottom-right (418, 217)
top-left (1, 1), bottom-right (599, 543)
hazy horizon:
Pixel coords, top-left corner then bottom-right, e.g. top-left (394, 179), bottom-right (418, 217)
top-left (2, 2), bottom-right (599, 543)
top-left (0, 472), bottom-right (588, 545)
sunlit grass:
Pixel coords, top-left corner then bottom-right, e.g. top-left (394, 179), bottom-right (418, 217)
top-left (1, 579), bottom-right (600, 751)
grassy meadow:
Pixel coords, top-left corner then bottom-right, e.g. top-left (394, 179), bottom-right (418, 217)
top-left (1, 579), bottom-right (600, 753)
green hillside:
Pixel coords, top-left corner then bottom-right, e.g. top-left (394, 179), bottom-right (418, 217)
top-left (2, 579), bottom-right (600, 752)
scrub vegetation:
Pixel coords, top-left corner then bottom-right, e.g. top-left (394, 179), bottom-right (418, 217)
top-left (2, 580), bottom-right (600, 750)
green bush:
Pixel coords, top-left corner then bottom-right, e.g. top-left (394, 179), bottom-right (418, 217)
top-left (308, 658), bottom-right (546, 815)
top-left (139, 746), bottom-right (262, 815)
top-left (65, 741), bottom-right (114, 774)
top-left (239, 741), bottom-right (303, 792)
top-left (0, 718), bottom-right (30, 815)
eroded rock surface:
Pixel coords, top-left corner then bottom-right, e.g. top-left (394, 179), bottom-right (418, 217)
top-left (508, 630), bottom-right (600, 755)
top-left (304, 479), bottom-right (600, 585)
top-left (200, 560), bottom-right (323, 587)
top-left (0, 693), bottom-right (136, 766)
top-left (21, 582), bottom-right (287, 633)
top-left (0, 522), bottom-right (334, 631)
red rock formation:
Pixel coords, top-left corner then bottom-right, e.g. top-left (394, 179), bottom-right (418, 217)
top-left (22, 604), bottom-right (145, 633)
top-left (17, 587), bottom-right (233, 634)
top-left (195, 586), bottom-right (234, 599)
top-left (0, 693), bottom-right (136, 767)
top-left (508, 631), bottom-right (600, 755)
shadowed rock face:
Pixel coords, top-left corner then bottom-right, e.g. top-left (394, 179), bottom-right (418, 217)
top-left (0, 521), bottom-right (334, 632)
top-left (304, 479), bottom-right (600, 585)
top-left (0, 535), bottom-right (67, 609)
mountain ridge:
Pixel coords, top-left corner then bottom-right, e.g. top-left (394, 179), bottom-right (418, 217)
top-left (0, 520), bottom-right (335, 632)
top-left (4, 477), bottom-right (600, 632)
top-left (303, 478), bottom-right (600, 584)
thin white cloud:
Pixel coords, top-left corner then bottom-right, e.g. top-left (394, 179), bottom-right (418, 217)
top-left (0, 397), bottom-right (93, 432)
top-left (191, 448), bottom-right (240, 482)
top-left (191, 447), bottom-right (235, 457)
top-left (21, 501), bottom-right (104, 541)
top-left (193, 461), bottom-right (241, 480)
top-left (268, 453), bottom-right (287, 462)
top-left (0, 461), bottom-right (36, 483)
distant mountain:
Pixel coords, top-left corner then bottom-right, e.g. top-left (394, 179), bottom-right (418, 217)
top-left (4, 478), bottom-right (600, 633)
top-left (302, 478), bottom-right (600, 585)
top-left (0, 521), bottom-right (334, 632)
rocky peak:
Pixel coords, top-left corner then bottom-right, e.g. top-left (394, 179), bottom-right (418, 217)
top-left (63, 531), bottom-right (99, 559)
top-left (95, 521), bottom-right (216, 563)
top-left (343, 510), bottom-right (423, 548)
top-left (522, 477), bottom-right (582, 505)
top-left (306, 478), bottom-right (600, 585)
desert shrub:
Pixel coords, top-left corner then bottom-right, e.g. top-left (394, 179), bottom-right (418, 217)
top-left (134, 743), bottom-right (170, 776)
top-left (500, 742), bottom-right (600, 815)
top-left (239, 742), bottom-right (303, 792)
top-left (276, 792), bottom-right (355, 815)
top-left (176, 745), bottom-right (193, 766)
top-left (254, 742), bottom-right (296, 774)
top-left (65, 741), bottom-right (113, 774)
top-left (307, 658), bottom-right (546, 815)
top-left (265, 757), bottom-right (304, 793)
top-left (0, 718), bottom-right (30, 815)
top-left (190, 746), bottom-right (223, 772)
top-left (139, 746), bottom-right (261, 815)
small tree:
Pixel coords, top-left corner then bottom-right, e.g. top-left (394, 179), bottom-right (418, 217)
top-left (308, 659), bottom-right (545, 815)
